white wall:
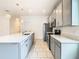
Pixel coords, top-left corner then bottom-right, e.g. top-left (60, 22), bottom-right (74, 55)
top-left (21, 16), bottom-right (48, 39)
top-left (0, 16), bottom-right (10, 36)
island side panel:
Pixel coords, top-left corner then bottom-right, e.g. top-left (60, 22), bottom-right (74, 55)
top-left (20, 33), bottom-right (34, 59)
top-left (0, 43), bottom-right (19, 59)
top-left (61, 43), bottom-right (79, 59)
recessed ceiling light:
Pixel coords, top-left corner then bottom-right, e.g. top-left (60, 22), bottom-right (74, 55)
top-left (5, 14), bottom-right (11, 18)
top-left (21, 19), bottom-right (23, 23)
top-left (42, 9), bottom-right (46, 13)
top-left (56, 10), bottom-right (59, 13)
top-left (16, 18), bottom-right (19, 21)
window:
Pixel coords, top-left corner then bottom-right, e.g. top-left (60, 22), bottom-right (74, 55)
top-left (72, 0), bottom-right (79, 25)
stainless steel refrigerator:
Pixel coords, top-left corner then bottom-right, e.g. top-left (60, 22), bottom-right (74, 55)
top-left (43, 23), bottom-right (52, 41)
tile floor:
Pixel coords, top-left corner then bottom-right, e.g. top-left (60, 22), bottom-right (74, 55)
top-left (26, 39), bottom-right (54, 59)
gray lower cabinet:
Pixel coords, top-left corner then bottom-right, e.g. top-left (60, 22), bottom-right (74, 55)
top-left (50, 36), bottom-right (79, 59)
top-left (50, 37), bottom-right (61, 59)
top-left (54, 41), bottom-right (61, 59)
top-left (50, 37), bottom-right (55, 56)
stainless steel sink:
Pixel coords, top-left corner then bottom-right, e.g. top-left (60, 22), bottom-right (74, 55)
top-left (22, 32), bottom-right (30, 35)
top-left (24, 33), bottom-right (30, 35)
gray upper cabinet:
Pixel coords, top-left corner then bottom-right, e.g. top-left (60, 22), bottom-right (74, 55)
top-left (49, 10), bottom-right (56, 27)
top-left (50, 0), bottom-right (79, 27)
top-left (62, 0), bottom-right (72, 26)
top-left (62, 0), bottom-right (79, 26)
top-left (49, 2), bottom-right (63, 27)
top-left (49, 0), bottom-right (73, 26)
top-left (56, 2), bottom-right (63, 26)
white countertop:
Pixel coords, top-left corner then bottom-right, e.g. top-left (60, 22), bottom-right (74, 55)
top-left (0, 32), bottom-right (33, 43)
top-left (62, 32), bottom-right (79, 41)
top-left (51, 35), bottom-right (79, 43)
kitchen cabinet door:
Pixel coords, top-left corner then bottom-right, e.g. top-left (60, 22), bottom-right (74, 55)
top-left (27, 36), bottom-right (32, 52)
top-left (21, 39), bottom-right (29, 59)
top-left (54, 44), bottom-right (61, 59)
top-left (0, 44), bottom-right (18, 59)
top-left (56, 2), bottom-right (63, 26)
top-left (50, 37), bottom-right (55, 56)
top-left (62, 0), bottom-right (72, 26)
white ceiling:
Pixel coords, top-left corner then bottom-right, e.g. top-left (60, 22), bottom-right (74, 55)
top-left (0, 0), bottom-right (61, 16)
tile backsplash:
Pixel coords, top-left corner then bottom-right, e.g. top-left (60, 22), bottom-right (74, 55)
top-left (53, 26), bottom-right (79, 39)
top-left (54, 26), bottom-right (79, 33)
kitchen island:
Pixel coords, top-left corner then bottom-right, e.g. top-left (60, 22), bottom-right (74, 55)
top-left (0, 32), bottom-right (34, 59)
top-left (50, 35), bottom-right (79, 59)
